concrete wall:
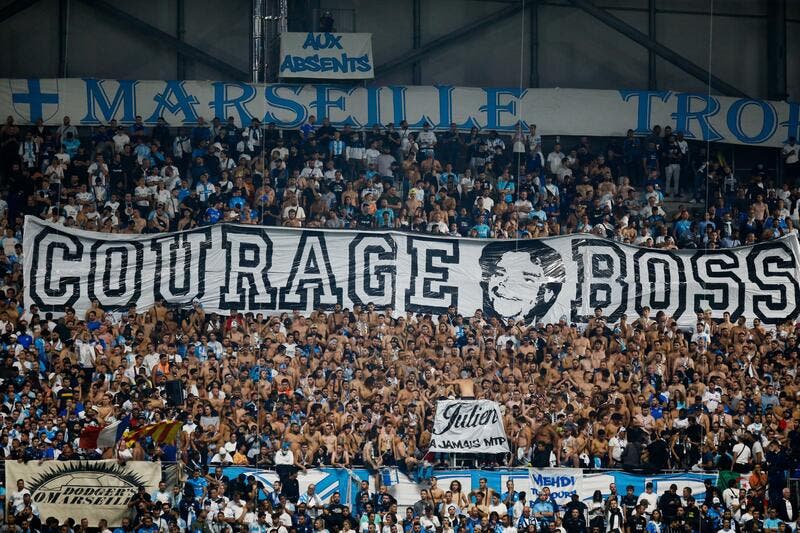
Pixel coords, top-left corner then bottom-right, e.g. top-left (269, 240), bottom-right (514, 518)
top-left (0, 0), bottom-right (795, 99)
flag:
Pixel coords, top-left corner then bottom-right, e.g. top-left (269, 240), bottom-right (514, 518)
top-left (78, 416), bottom-right (132, 449)
top-left (124, 420), bottom-right (182, 446)
top-left (717, 470), bottom-right (742, 491)
top-left (97, 416), bottom-right (130, 448)
top-left (78, 425), bottom-right (101, 449)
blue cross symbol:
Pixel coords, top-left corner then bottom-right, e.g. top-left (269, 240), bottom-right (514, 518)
top-left (12, 79), bottom-right (59, 121)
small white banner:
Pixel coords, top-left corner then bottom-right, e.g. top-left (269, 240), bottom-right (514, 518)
top-left (5, 460), bottom-right (161, 526)
top-left (529, 468), bottom-right (583, 504)
top-left (279, 32), bottom-right (374, 79)
top-left (429, 400), bottom-right (510, 454)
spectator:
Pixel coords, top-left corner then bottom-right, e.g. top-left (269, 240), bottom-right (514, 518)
top-left (1, 115), bottom-right (800, 533)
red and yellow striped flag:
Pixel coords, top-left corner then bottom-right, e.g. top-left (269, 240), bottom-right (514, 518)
top-left (124, 420), bottom-right (181, 446)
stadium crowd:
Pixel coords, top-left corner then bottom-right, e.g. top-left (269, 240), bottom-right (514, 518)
top-left (1, 114), bottom-right (799, 247)
top-left (0, 115), bottom-right (797, 533)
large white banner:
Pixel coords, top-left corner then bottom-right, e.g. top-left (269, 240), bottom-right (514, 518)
top-left (22, 217), bottom-right (800, 327)
top-left (279, 32), bottom-right (374, 79)
top-left (5, 460), bottom-right (161, 526)
top-left (1, 79), bottom-right (798, 146)
top-left (429, 400), bottom-right (510, 454)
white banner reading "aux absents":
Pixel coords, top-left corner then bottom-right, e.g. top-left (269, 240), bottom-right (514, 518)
top-left (23, 217), bottom-right (800, 327)
top-left (279, 32), bottom-right (374, 79)
top-left (5, 460), bottom-right (161, 526)
top-left (2, 79), bottom-right (799, 147)
top-left (429, 400), bottom-right (510, 454)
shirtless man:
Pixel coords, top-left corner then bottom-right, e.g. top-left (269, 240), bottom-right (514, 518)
top-left (446, 375), bottom-right (476, 399)
top-left (429, 477), bottom-right (445, 508)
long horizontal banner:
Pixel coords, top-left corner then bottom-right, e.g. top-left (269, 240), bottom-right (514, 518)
top-left (418, 468), bottom-right (695, 507)
top-left (1, 79), bottom-right (798, 146)
top-left (23, 217), bottom-right (800, 326)
top-left (227, 467), bottom-right (717, 510)
top-left (223, 467), bottom-right (371, 507)
top-left (5, 460), bottom-right (161, 526)
top-left (413, 469), bottom-right (716, 508)
top-left (280, 32), bottom-right (374, 79)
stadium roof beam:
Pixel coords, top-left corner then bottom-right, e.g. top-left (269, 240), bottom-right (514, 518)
top-left (529, 0), bottom-right (539, 87)
top-left (766, 0), bottom-right (787, 100)
top-left (0, 0), bottom-right (40, 24)
top-left (647, 0), bottom-right (656, 90)
top-left (567, 0), bottom-right (749, 98)
top-left (176, 0), bottom-right (186, 80)
top-left (58, 0), bottom-right (68, 77)
top-left (77, 0), bottom-right (248, 81)
top-left (412, 0), bottom-right (421, 84)
top-left (375, 1), bottom-right (525, 79)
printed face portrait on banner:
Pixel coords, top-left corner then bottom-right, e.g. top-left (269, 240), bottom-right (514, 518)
top-left (479, 240), bottom-right (566, 323)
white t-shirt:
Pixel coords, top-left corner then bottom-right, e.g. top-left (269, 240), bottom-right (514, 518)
top-left (420, 515), bottom-right (441, 532)
top-left (489, 503), bottom-right (508, 516)
top-left (751, 440), bottom-right (764, 462)
top-left (274, 450), bottom-right (294, 465)
top-left (135, 185), bottom-right (152, 206)
top-left (722, 488), bottom-right (740, 510)
top-left (609, 436), bottom-right (626, 462)
top-left (477, 195), bottom-right (494, 212)
top-left (210, 451), bottom-right (233, 464)
top-left (547, 151), bottom-right (564, 174)
top-left (9, 488), bottom-right (30, 510)
top-left (639, 492), bottom-right (658, 516)
top-left (76, 191), bottom-right (95, 204)
top-left (732, 442), bottom-right (751, 464)
top-left (63, 203), bottom-right (79, 220)
top-left (365, 148), bottom-right (380, 166)
top-left (702, 389), bottom-right (721, 411)
top-left (113, 133), bottom-right (130, 153)
top-left (512, 500), bottom-right (526, 521)
top-left (418, 130), bottom-right (437, 148)
top-left (75, 340), bottom-right (97, 368)
top-left (282, 205), bottom-right (306, 221)
top-left (783, 143), bottom-right (800, 164)
top-left (300, 166), bottom-right (324, 179)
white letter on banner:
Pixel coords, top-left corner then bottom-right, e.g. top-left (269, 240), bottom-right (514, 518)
top-left (633, 249), bottom-right (686, 319)
top-left (145, 81), bottom-right (200, 124)
top-left (571, 239), bottom-right (629, 324)
top-left (746, 241), bottom-right (800, 324)
top-left (279, 232), bottom-right (343, 311)
top-left (404, 236), bottom-right (459, 314)
top-left (88, 241), bottom-right (143, 308)
top-left (348, 234), bottom-right (396, 309)
top-left (219, 227), bottom-right (277, 310)
top-left (81, 79), bottom-right (138, 125)
top-left (151, 229), bottom-right (212, 305)
top-left (689, 251), bottom-right (744, 320)
top-left (27, 230), bottom-right (85, 309)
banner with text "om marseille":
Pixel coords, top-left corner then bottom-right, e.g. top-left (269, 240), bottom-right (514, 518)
top-left (429, 400), bottom-right (510, 454)
top-left (22, 217), bottom-right (800, 327)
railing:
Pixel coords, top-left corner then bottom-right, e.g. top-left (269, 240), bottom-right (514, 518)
top-left (4, 456), bottom-right (795, 487)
